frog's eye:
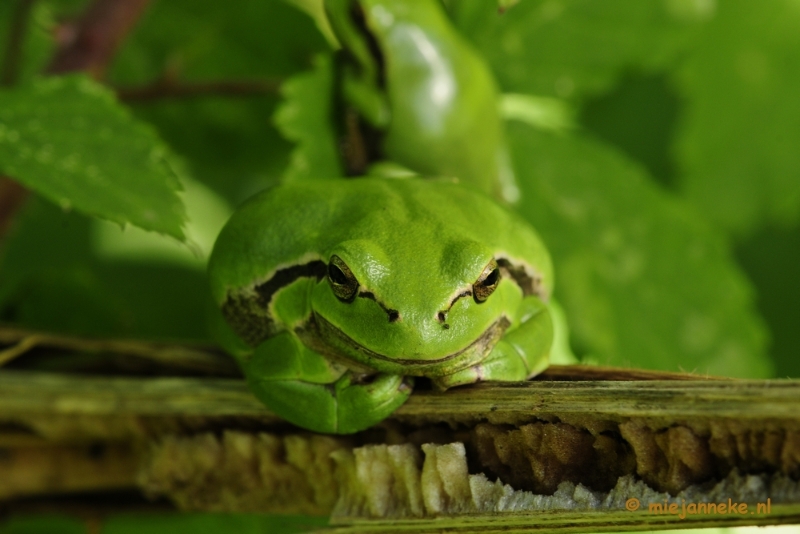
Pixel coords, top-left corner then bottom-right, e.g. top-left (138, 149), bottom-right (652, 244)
top-left (473, 259), bottom-right (501, 303)
top-left (328, 255), bottom-right (359, 302)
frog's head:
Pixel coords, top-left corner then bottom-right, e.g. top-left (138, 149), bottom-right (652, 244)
top-left (308, 237), bottom-right (525, 376)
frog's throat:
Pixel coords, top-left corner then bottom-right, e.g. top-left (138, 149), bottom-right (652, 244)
top-left (296, 313), bottom-right (511, 378)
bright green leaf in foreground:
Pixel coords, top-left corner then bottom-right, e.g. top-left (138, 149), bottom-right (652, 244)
top-left (510, 123), bottom-right (770, 378)
top-left (674, 0), bottom-right (800, 235)
top-left (449, 0), bottom-right (709, 99)
top-left (274, 54), bottom-right (343, 182)
top-left (0, 74), bottom-right (187, 240)
top-left (0, 196), bottom-right (211, 341)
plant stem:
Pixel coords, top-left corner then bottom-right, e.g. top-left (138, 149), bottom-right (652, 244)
top-left (46, 0), bottom-right (152, 76)
top-left (0, 0), bottom-right (37, 87)
top-left (117, 78), bottom-right (282, 102)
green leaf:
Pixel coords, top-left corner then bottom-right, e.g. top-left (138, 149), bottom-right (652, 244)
top-left (285, 0), bottom-right (340, 48)
top-left (736, 225), bottom-right (800, 379)
top-left (449, 0), bottom-right (709, 99)
top-left (0, 1), bottom-right (58, 86)
top-left (107, 0), bottom-right (329, 203)
top-left (92, 176), bottom-right (232, 269)
top-left (673, 0), bottom-right (800, 235)
top-left (274, 54), bottom-right (343, 181)
top-left (108, 0), bottom-right (328, 84)
top-left (0, 176), bottom-right (231, 342)
top-left (0, 74), bottom-right (187, 240)
top-left (579, 73), bottom-right (680, 186)
top-left (500, 93), bottom-right (576, 132)
top-left (509, 123), bottom-right (771, 378)
top-left (0, 196), bottom-right (211, 341)
top-left (127, 96), bottom-right (291, 204)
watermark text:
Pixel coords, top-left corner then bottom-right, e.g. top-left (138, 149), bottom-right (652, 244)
top-left (625, 498), bottom-right (771, 520)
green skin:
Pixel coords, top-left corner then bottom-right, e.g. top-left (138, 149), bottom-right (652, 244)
top-left (208, 179), bottom-right (553, 434)
top-left (325, 0), bottom-right (519, 203)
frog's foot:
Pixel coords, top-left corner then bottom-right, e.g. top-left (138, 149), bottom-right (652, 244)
top-left (243, 332), bottom-right (413, 434)
top-left (249, 372), bottom-right (413, 434)
top-left (432, 340), bottom-right (528, 390)
top-left (335, 373), bottom-right (414, 432)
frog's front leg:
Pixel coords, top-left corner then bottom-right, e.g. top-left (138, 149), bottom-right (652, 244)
top-left (242, 331), bottom-right (413, 434)
top-left (433, 296), bottom-right (553, 390)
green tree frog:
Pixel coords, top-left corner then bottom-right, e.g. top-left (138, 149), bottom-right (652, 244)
top-left (325, 0), bottom-right (519, 203)
top-left (208, 178), bottom-right (553, 434)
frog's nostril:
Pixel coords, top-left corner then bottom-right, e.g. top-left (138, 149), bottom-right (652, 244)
top-left (388, 309), bottom-right (400, 323)
top-left (437, 311), bottom-right (446, 322)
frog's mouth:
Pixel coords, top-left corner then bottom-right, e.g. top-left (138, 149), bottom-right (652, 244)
top-left (297, 312), bottom-right (510, 377)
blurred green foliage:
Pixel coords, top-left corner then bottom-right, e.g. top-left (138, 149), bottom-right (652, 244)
top-left (448, 0), bottom-right (709, 98)
top-left (507, 124), bottom-right (768, 377)
top-left (112, 0), bottom-right (329, 203)
top-left (274, 54), bottom-right (342, 183)
top-left (674, 0), bottom-right (800, 235)
top-left (1, 0), bottom-right (797, 369)
top-left (1, 0), bottom-right (800, 530)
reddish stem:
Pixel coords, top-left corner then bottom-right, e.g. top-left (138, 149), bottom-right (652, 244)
top-left (0, 179), bottom-right (29, 238)
top-left (117, 78), bottom-right (282, 102)
top-left (46, 0), bottom-right (152, 77)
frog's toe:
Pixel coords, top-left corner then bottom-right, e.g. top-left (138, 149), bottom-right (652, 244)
top-left (433, 341), bottom-right (529, 390)
top-left (364, 373), bottom-right (414, 400)
top-left (432, 366), bottom-right (481, 390)
top-left (335, 374), bottom-right (414, 433)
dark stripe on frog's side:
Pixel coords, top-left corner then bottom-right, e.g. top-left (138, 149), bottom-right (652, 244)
top-left (222, 260), bottom-right (326, 347)
top-left (497, 258), bottom-right (546, 298)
